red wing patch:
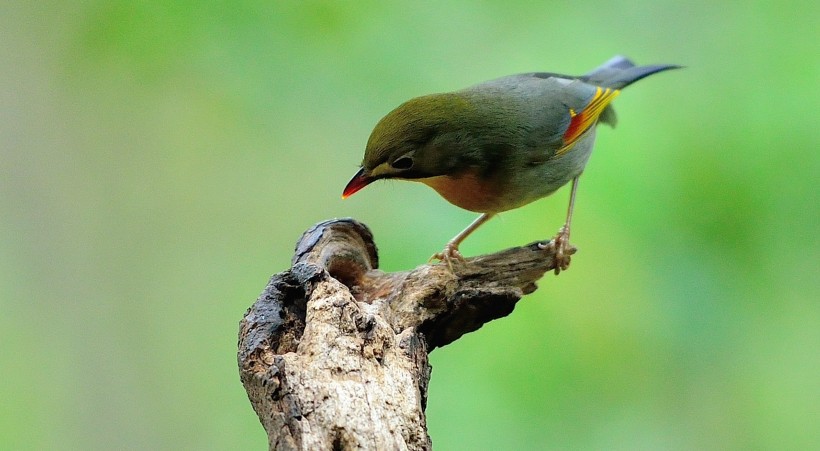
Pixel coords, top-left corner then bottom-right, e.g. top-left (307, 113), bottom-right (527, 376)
top-left (557, 87), bottom-right (620, 156)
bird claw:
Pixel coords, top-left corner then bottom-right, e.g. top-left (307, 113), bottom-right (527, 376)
top-left (538, 225), bottom-right (574, 275)
top-left (429, 242), bottom-right (465, 271)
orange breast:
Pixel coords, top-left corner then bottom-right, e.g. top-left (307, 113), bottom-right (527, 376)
top-left (420, 170), bottom-right (505, 213)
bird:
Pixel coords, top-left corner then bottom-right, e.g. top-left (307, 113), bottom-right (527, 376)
top-left (342, 55), bottom-right (679, 274)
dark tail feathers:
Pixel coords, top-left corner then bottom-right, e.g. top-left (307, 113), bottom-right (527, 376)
top-left (584, 55), bottom-right (681, 89)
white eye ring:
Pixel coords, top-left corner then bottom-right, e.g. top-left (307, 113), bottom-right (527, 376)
top-left (391, 156), bottom-right (414, 170)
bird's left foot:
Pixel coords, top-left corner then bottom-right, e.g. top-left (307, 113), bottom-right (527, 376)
top-left (538, 225), bottom-right (575, 275)
top-left (429, 242), bottom-right (465, 271)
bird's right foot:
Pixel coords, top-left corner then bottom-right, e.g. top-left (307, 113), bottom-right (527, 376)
top-left (429, 242), bottom-right (465, 271)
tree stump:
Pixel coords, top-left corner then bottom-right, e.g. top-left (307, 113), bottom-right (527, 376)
top-left (237, 218), bottom-right (569, 450)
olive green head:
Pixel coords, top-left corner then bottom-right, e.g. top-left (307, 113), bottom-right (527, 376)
top-left (366, 93), bottom-right (476, 176)
top-left (343, 93), bottom-right (481, 198)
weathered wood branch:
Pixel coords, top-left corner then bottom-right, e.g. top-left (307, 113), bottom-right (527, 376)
top-left (238, 218), bottom-right (571, 450)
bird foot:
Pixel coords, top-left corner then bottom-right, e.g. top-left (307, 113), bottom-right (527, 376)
top-left (538, 225), bottom-right (575, 275)
top-left (429, 242), bottom-right (465, 271)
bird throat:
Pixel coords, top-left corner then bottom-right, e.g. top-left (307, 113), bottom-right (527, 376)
top-left (420, 169), bottom-right (504, 213)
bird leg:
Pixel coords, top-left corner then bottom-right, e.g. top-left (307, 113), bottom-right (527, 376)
top-left (540, 175), bottom-right (580, 275)
top-left (430, 212), bottom-right (495, 269)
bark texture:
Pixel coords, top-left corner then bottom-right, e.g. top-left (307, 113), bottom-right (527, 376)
top-left (238, 218), bottom-right (569, 450)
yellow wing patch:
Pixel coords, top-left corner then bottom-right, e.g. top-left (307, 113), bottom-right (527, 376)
top-left (557, 87), bottom-right (620, 156)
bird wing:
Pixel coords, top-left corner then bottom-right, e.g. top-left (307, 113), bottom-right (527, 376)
top-left (556, 86), bottom-right (620, 156)
top-left (462, 74), bottom-right (620, 162)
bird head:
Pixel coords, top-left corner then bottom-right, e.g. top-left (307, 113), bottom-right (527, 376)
top-left (342, 93), bottom-right (475, 198)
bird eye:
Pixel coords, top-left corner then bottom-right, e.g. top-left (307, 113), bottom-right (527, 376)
top-left (391, 156), bottom-right (414, 170)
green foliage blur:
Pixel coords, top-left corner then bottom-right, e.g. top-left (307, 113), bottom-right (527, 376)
top-left (1, 1), bottom-right (817, 449)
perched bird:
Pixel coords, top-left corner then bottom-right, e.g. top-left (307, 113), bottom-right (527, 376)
top-left (343, 56), bottom-right (679, 273)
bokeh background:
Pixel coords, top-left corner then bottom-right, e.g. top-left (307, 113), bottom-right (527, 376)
top-left (2, 1), bottom-right (817, 449)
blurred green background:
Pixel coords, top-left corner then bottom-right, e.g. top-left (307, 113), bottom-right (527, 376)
top-left (2, 1), bottom-right (818, 449)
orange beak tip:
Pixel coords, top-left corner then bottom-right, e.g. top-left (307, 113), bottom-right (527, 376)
top-left (342, 167), bottom-right (373, 199)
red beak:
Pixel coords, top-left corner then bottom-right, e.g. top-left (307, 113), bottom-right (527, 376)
top-left (342, 167), bottom-right (374, 199)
